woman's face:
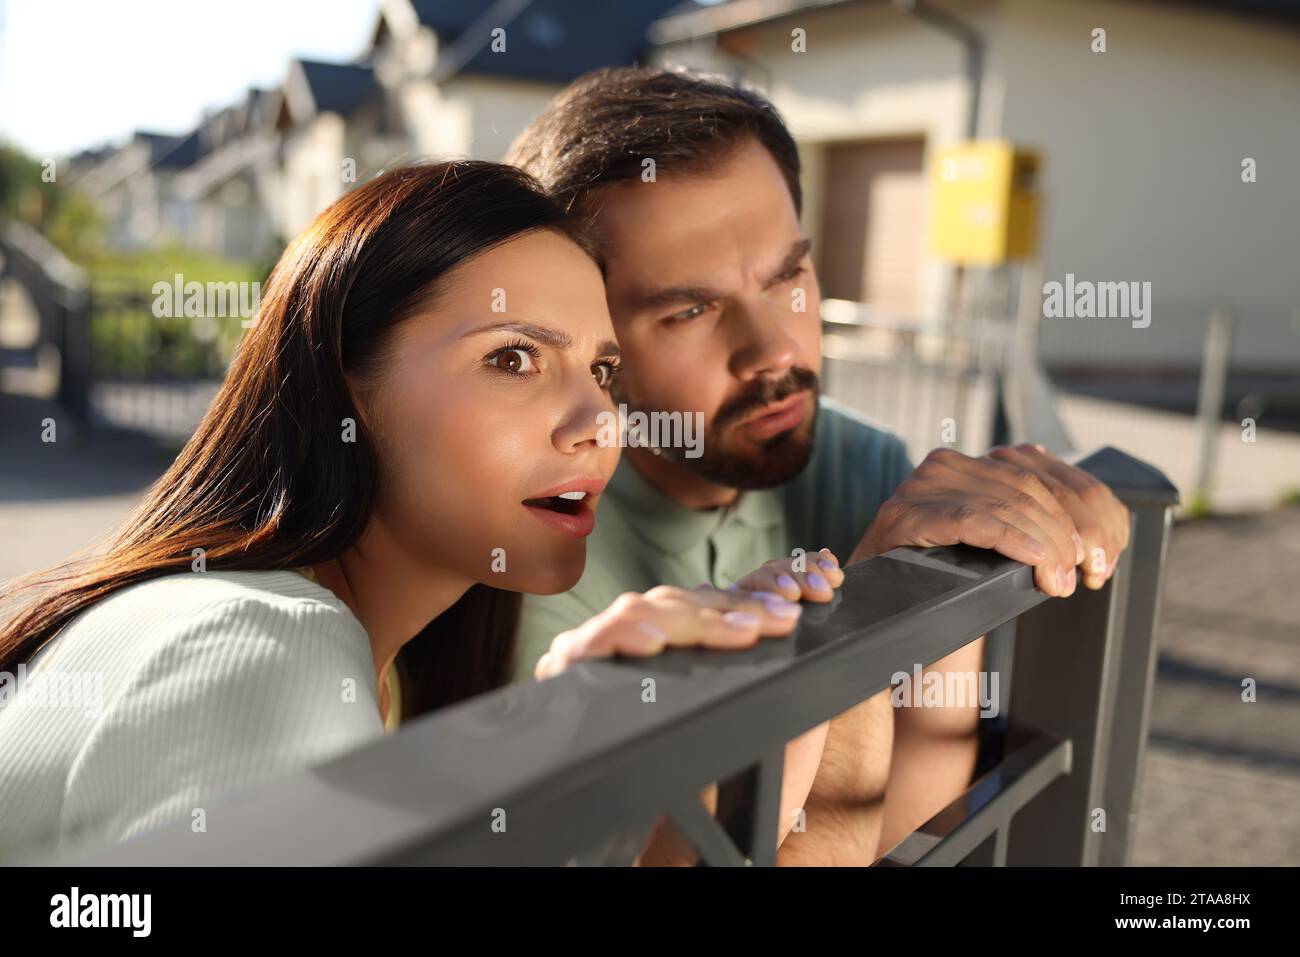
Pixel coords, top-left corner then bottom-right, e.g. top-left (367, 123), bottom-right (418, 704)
top-left (361, 229), bottom-right (621, 595)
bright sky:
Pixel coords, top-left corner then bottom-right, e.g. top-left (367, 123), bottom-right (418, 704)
top-left (0, 0), bottom-right (381, 158)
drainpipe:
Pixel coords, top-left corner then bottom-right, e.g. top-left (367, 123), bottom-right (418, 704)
top-left (891, 0), bottom-right (984, 138)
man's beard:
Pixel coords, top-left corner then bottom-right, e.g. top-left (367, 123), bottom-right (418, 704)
top-left (615, 367), bottom-right (820, 491)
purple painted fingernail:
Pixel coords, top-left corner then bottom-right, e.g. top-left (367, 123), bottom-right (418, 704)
top-left (807, 571), bottom-right (829, 590)
top-left (765, 600), bottom-right (802, 618)
top-left (749, 591), bottom-right (788, 603)
top-left (776, 574), bottom-right (797, 590)
top-left (724, 611), bottom-right (760, 628)
top-left (637, 621), bottom-right (667, 642)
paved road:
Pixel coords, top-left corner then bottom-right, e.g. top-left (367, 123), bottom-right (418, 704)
top-left (1132, 509), bottom-right (1300, 866)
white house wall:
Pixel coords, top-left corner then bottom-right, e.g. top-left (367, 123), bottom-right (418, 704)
top-left (280, 113), bottom-right (347, 238)
top-left (659, 0), bottom-right (1299, 371)
top-left (991, 0), bottom-right (1300, 371)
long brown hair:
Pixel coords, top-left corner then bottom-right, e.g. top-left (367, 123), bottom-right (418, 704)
top-left (0, 161), bottom-right (598, 717)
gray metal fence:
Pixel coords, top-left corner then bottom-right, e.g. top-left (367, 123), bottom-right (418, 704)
top-left (48, 445), bottom-right (1176, 867)
top-left (6, 229), bottom-right (1179, 866)
top-left (0, 223), bottom-right (228, 442)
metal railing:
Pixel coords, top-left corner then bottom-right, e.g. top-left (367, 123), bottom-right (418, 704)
top-left (819, 299), bottom-right (1008, 461)
top-left (44, 442), bottom-right (1176, 867)
top-left (0, 222), bottom-right (91, 425)
top-left (0, 223), bottom-right (229, 441)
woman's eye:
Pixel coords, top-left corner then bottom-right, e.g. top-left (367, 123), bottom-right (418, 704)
top-left (592, 361), bottom-right (619, 388)
top-left (488, 347), bottom-right (537, 375)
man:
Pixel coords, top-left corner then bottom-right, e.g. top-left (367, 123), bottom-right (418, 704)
top-left (504, 67), bottom-right (1129, 864)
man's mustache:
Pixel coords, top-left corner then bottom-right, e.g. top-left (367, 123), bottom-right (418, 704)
top-left (712, 367), bottom-right (820, 431)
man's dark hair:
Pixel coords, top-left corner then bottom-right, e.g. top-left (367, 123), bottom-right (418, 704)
top-left (505, 66), bottom-right (801, 224)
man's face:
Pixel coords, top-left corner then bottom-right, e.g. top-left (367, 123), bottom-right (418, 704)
top-left (591, 136), bottom-right (822, 490)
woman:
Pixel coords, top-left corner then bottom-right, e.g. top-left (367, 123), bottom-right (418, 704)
top-left (0, 162), bottom-right (841, 860)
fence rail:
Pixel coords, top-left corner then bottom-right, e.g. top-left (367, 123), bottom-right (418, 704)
top-left (40, 445), bottom-right (1178, 867)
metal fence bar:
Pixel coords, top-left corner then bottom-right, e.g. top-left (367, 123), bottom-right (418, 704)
top-left (62, 545), bottom-right (1049, 866)
top-left (1005, 449), bottom-right (1178, 865)
top-left (1098, 495), bottom-right (1177, 865)
top-left (0, 223), bottom-right (91, 429)
top-left (875, 730), bottom-right (1071, 867)
top-left (43, 448), bottom-right (1173, 868)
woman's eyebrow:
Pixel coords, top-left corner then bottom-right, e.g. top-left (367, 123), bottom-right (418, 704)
top-left (461, 320), bottom-right (572, 350)
top-left (462, 320), bottom-right (619, 359)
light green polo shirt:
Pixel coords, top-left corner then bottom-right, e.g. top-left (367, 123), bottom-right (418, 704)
top-left (510, 397), bottom-right (913, 682)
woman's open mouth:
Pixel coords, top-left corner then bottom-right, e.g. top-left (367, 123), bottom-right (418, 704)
top-left (521, 487), bottom-right (600, 538)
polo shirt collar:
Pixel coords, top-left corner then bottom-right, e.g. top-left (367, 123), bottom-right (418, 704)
top-left (605, 457), bottom-right (785, 555)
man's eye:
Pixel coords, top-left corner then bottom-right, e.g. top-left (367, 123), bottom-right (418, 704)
top-left (487, 345), bottom-right (539, 375)
top-left (665, 303), bottom-right (710, 325)
top-left (778, 265), bottom-right (806, 283)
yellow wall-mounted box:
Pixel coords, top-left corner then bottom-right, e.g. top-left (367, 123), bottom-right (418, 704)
top-left (929, 141), bottom-right (1039, 265)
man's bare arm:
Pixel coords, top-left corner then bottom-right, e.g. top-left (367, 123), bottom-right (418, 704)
top-left (876, 637), bottom-right (985, 856)
top-left (775, 688), bottom-right (894, 866)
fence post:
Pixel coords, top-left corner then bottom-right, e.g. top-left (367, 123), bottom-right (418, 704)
top-left (1193, 309), bottom-right (1234, 513)
top-left (56, 286), bottom-right (92, 433)
top-left (1005, 447), bottom-right (1178, 864)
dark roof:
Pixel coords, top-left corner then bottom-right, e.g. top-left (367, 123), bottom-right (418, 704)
top-left (150, 129), bottom-right (201, 170)
top-left (68, 144), bottom-right (114, 165)
top-left (408, 0), bottom-right (495, 38)
top-left (296, 60), bottom-right (377, 116)
top-left (123, 131), bottom-right (198, 168)
top-left (411, 0), bottom-right (686, 84)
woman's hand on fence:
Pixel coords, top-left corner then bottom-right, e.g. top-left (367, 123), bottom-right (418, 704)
top-left (534, 584), bottom-right (804, 680)
top-left (727, 548), bottom-right (844, 603)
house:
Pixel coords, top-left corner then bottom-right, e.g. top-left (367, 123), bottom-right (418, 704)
top-left (68, 92), bottom-right (283, 262)
top-left (367, 0), bottom-right (689, 161)
top-left (71, 131), bottom-right (194, 250)
top-left (274, 59), bottom-right (397, 239)
top-left (172, 88), bottom-right (283, 262)
top-left (65, 1), bottom-right (694, 257)
top-left (647, 0), bottom-right (1300, 375)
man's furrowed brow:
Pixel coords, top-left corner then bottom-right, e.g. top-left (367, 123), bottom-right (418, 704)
top-left (461, 320), bottom-right (573, 350)
top-left (766, 237), bottom-right (813, 284)
top-left (631, 283), bottom-right (725, 312)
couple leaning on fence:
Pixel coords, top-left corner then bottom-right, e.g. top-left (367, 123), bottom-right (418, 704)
top-left (0, 68), bottom-right (1130, 865)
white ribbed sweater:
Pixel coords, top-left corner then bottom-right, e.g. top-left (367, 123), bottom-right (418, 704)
top-left (0, 570), bottom-right (384, 860)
